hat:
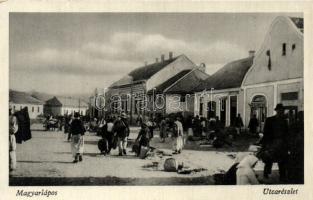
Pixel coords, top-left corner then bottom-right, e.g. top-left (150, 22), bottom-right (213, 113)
top-left (120, 112), bottom-right (127, 119)
top-left (74, 112), bottom-right (80, 118)
top-left (274, 103), bottom-right (285, 111)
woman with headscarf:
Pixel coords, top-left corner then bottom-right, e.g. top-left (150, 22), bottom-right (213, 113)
top-left (236, 155), bottom-right (259, 185)
top-left (70, 112), bottom-right (86, 163)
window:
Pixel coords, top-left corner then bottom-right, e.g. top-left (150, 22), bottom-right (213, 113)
top-left (37, 107), bottom-right (40, 113)
top-left (13, 106), bottom-right (15, 112)
top-left (199, 97), bottom-right (203, 116)
top-left (281, 92), bottom-right (298, 101)
top-left (282, 43), bottom-right (286, 56)
top-left (32, 106), bottom-right (34, 112)
top-left (292, 44), bottom-right (296, 51)
top-left (180, 95), bottom-right (186, 102)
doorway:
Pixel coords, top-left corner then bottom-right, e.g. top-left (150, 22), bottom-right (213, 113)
top-left (207, 101), bottom-right (216, 119)
top-left (230, 96), bottom-right (237, 126)
top-left (250, 95), bottom-right (267, 132)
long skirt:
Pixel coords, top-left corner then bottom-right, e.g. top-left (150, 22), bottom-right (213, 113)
top-left (71, 134), bottom-right (84, 157)
top-left (173, 136), bottom-right (184, 152)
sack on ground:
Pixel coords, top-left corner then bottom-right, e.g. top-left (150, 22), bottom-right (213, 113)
top-left (213, 138), bottom-right (224, 148)
top-left (164, 158), bottom-right (178, 172)
top-left (132, 143), bottom-right (140, 154)
top-left (98, 138), bottom-right (107, 152)
top-left (139, 146), bottom-right (149, 159)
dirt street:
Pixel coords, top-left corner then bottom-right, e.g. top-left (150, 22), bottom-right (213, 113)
top-left (9, 124), bottom-right (279, 185)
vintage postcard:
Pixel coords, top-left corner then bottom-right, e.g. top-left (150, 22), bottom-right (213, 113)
top-left (0, 0), bottom-right (312, 199)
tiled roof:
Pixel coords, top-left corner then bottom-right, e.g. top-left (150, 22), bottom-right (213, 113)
top-left (9, 90), bottom-right (43, 105)
top-left (165, 69), bottom-right (210, 94)
top-left (147, 69), bottom-right (192, 94)
top-left (129, 57), bottom-right (178, 82)
top-left (195, 56), bottom-right (254, 91)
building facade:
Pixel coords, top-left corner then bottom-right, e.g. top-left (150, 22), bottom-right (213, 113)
top-left (241, 16), bottom-right (303, 131)
top-left (44, 96), bottom-right (88, 116)
top-left (194, 54), bottom-right (254, 127)
top-left (9, 90), bottom-right (44, 119)
top-left (105, 53), bottom-right (202, 122)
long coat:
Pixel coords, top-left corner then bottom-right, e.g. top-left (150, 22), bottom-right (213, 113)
top-left (260, 116), bottom-right (289, 162)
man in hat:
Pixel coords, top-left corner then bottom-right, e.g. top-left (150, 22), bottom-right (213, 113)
top-left (113, 112), bottom-right (129, 156)
top-left (260, 103), bottom-right (289, 182)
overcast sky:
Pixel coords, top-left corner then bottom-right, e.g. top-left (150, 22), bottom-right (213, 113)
top-left (9, 13), bottom-right (302, 96)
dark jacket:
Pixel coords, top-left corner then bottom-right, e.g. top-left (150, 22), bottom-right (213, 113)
top-left (70, 118), bottom-right (86, 135)
top-left (136, 127), bottom-right (150, 147)
top-left (113, 119), bottom-right (129, 139)
top-left (260, 115), bottom-right (289, 161)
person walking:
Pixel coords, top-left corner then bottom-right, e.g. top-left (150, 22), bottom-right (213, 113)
top-left (104, 117), bottom-right (115, 154)
top-left (173, 116), bottom-right (184, 154)
top-left (146, 117), bottom-right (154, 139)
top-left (288, 111), bottom-right (304, 184)
top-left (70, 112), bottom-right (86, 163)
top-left (159, 117), bottom-right (167, 142)
top-left (135, 122), bottom-right (151, 157)
top-left (9, 108), bottom-right (18, 171)
top-left (235, 114), bottom-right (244, 135)
top-left (113, 113), bottom-right (129, 156)
top-left (248, 114), bottom-right (259, 135)
top-left (260, 103), bottom-right (289, 182)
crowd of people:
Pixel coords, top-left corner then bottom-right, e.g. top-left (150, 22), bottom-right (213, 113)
top-left (9, 103), bottom-right (304, 184)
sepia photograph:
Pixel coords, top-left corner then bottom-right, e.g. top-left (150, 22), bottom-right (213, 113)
top-left (8, 12), bottom-right (304, 187)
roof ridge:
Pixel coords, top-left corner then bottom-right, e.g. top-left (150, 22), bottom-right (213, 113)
top-left (163, 69), bottom-right (195, 93)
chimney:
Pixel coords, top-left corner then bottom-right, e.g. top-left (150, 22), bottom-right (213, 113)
top-left (155, 58), bottom-right (159, 63)
top-left (161, 54), bottom-right (165, 63)
top-left (169, 52), bottom-right (173, 60)
top-left (249, 50), bottom-right (255, 57)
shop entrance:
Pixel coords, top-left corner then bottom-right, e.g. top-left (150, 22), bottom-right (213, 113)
top-left (250, 95), bottom-right (267, 132)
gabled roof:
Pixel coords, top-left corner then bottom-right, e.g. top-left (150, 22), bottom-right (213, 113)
top-left (45, 96), bottom-right (88, 108)
top-left (289, 17), bottom-right (303, 33)
top-left (195, 56), bottom-right (254, 91)
top-left (9, 90), bottom-right (43, 105)
top-left (165, 69), bottom-right (210, 94)
top-left (129, 56), bottom-right (178, 82)
top-left (147, 69), bottom-right (192, 94)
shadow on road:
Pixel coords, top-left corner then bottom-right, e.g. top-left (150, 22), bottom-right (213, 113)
top-left (9, 176), bottom-right (215, 186)
top-left (18, 160), bottom-right (73, 164)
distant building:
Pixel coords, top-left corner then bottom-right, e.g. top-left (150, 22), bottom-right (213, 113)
top-left (241, 16), bottom-right (303, 131)
top-left (106, 52), bottom-right (204, 122)
top-left (44, 96), bottom-right (88, 116)
top-left (9, 90), bottom-right (44, 119)
top-left (89, 88), bottom-right (106, 119)
top-left (194, 52), bottom-right (254, 127)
